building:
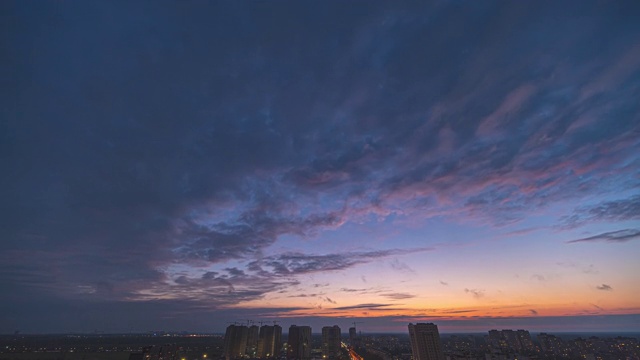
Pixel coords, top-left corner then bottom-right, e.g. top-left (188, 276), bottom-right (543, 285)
top-left (322, 326), bottom-right (342, 359)
top-left (515, 330), bottom-right (536, 353)
top-left (487, 329), bottom-right (536, 354)
top-left (538, 333), bottom-right (565, 357)
top-left (258, 325), bottom-right (282, 358)
top-left (224, 325), bottom-right (249, 360)
top-left (408, 323), bottom-right (445, 360)
top-left (287, 325), bottom-right (312, 360)
top-left (247, 325), bottom-right (260, 358)
top-left (141, 345), bottom-right (180, 360)
top-left (349, 327), bottom-right (357, 346)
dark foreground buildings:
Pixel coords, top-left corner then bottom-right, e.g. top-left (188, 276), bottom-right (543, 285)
top-left (224, 324), bottom-right (282, 360)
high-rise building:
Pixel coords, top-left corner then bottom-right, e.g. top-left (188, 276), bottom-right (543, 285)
top-left (488, 329), bottom-right (521, 353)
top-left (349, 327), bottom-right (357, 346)
top-left (487, 329), bottom-right (536, 354)
top-left (224, 325), bottom-right (249, 360)
top-left (487, 330), bottom-right (503, 352)
top-left (322, 326), bottom-right (341, 359)
top-left (258, 325), bottom-right (282, 358)
top-left (247, 325), bottom-right (260, 358)
top-left (501, 330), bottom-right (521, 352)
top-left (287, 325), bottom-right (312, 360)
top-left (516, 330), bottom-right (536, 353)
top-left (538, 333), bottom-right (564, 356)
top-left (408, 323), bottom-right (445, 360)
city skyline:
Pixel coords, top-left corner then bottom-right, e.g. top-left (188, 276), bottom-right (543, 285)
top-left (2, 1), bottom-right (640, 334)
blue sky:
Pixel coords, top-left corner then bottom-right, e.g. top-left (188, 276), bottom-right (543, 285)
top-left (1, 0), bottom-right (639, 333)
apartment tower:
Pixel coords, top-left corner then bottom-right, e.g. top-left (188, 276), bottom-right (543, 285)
top-left (408, 323), bottom-right (445, 360)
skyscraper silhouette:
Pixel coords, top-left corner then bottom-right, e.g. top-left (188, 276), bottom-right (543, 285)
top-left (322, 325), bottom-right (341, 359)
top-left (257, 325), bottom-right (282, 358)
top-left (408, 323), bottom-right (445, 360)
top-left (247, 325), bottom-right (260, 357)
top-left (287, 325), bottom-right (311, 360)
top-left (224, 325), bottom-right (249, 360)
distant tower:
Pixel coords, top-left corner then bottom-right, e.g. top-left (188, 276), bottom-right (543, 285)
top-left (408, 323), bottom-right (445, 360)
top-left (224, 325), bottom-right (249, 360)
top-left (349, 327), bottom-right (357, 346)
top-left (322, 326), bottom-right (341, 359)
top-left (258, 325), bottom-right (282, 358)
top-left (287, 325), bottom-right (312, 360)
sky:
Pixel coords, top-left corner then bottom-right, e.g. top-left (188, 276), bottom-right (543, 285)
top-left (1, 1), bottom-right (640, 334)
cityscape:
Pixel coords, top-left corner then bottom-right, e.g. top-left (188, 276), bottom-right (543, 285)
top-left (1, 323), bottom-right (639, 360)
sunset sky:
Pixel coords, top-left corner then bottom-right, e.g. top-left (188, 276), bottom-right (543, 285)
top-left (2, 1), bottom-right (639, 333)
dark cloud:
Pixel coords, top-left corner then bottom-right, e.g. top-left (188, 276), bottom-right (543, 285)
top-left (596, 284), bottom-right (613, 291)
top-left (288, 294), bottom-right (320, 298)
top-left (333, 303), bottom-right (395, 311)
top-left (529, 309), bottom-right (539, 316)
top-left (564, 195), bottom-right (640, 227)
top-left (439, 309), bottom-right (477, 314)
top-left (566, 229), bottom-right (640, 244)
top-left (173, 210), bottom-right (345, 264)
top-left (340, 288), bottom-right (367, 293)
top-left (324, 297), bottom-right (337, 304)
top-left (250, 248), bottom-right (431, 276)
top-left (439, 280), bottom-right (449, 286)
top-left (382, 293), bottom-right (415, 300)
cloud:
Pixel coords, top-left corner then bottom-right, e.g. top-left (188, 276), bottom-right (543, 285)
top-left (440, 309), bottom-right (477, 314)
top-left (439, 280), bottom-right (449, 286)
top-left (324, 297), bottom-right (337, 304)
top-left (596, 284), bottom-right (613, 291)
top-left (556, 262), bottom-right (599, 275)
top-left (529, 309), bottom-right (539, 316)
top-left (389, 259), bottom-right (415, 274)
top-left (382, 292), bottom-right (415, 300)
top-left (250, 248), bottom-right (432, 276)
top-left (530, 273), bottom-right (559, 282)
top-left (566, 229), bottom-right (640, 244)
top-left (464, 288), bottom-right (485, 299)
top-left (288, 294), bottom-right (320, 298)
top-left (340, 288), bottom-right (366, 293)
top-left (563, 195), bottom-right (640, 227)
top-left (333, 303), bottom-right (395, 311)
